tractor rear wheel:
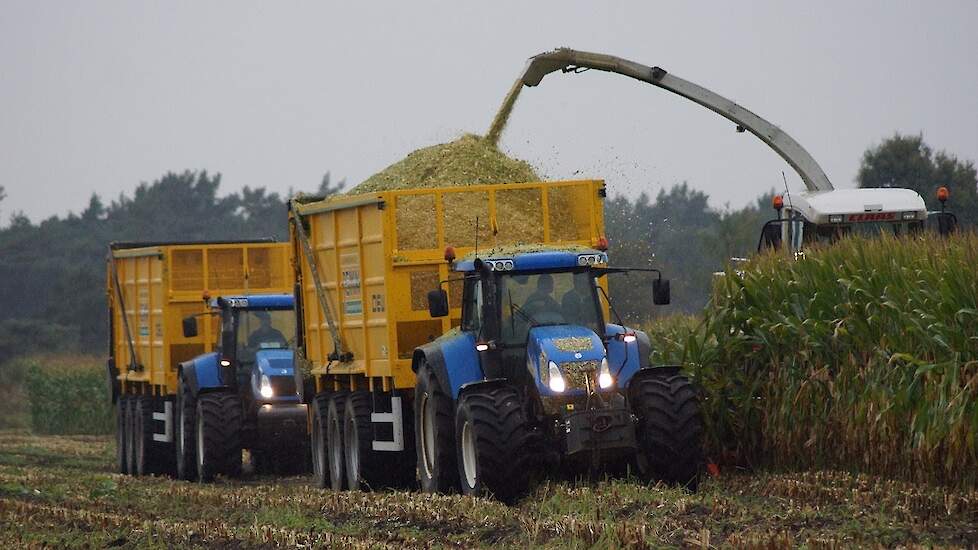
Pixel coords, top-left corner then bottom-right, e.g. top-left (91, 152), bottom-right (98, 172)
top-left (195, 392), bottom-right (243, 482)
top-left (415, 365), bottom-right (456, 494)
top-left (454, 385), bottom-right (533, 503)
top-left (311, 393), bottom-right (330, 488)
top-left (116, 396), bottom-right (129, 475)
top-left (325, 392), bottom-right (348, 491)
top-left (630, 371), bottom-right (703, 491)
top-left (175, 379), bottom-right (197, 480)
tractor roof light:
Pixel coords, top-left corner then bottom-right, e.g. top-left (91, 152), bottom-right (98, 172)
top-left (475, 341), bottom-right (490, 352)
top-left (772, 195), bottom-right (784, 211)
top-left (902, 211), bottom-right (918, 220)
top-left (828, 214), bottom-right (844, 224)
top-left (937, 186), bottom-right (949, 203)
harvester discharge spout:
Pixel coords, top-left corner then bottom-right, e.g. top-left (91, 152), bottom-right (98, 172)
top-left (499, 47), bottom-right (835, 193)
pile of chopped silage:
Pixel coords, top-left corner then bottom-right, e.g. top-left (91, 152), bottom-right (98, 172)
top-left (347, 134), bottom-right (540, 195)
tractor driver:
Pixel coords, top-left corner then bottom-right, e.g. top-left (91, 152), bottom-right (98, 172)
top-left (247, 310), bottom-right (287, 350)
top-left (560, 274), bottom-right (593, 325)
top-left (523, 274), bottom-right (561, 320)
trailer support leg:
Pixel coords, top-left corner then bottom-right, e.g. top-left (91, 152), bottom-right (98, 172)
top-left (371, 396), bottom-right (404, 451)
top-left (153, 401), bottom-right (173, 443)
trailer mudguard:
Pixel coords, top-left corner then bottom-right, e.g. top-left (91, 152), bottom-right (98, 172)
top-left (413, 331), bottom-right (484, 400)
top-left (605, 324), bottom-right (652, 389)
top-left (178, 352), bottom-right (229, 397)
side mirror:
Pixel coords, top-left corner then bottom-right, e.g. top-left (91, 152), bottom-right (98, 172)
top-left (427, 289), bottom-right (449, 318)
top-left (935, 212), bottom-right (958, 237)
top-left (182, 316), bottom-right (198, 338)
top-left (652, 278), bottom-right (671, 306)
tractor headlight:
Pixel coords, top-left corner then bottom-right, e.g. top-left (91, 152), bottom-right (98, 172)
top-left (259, 374), bottom-right (274, 399)
top-left (547, 361), bottom-right (566, 393)
top-left (598, 357), bottom-right (614, 389)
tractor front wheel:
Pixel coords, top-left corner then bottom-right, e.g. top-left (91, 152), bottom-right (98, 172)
top-left (195, 392), bottom-right (243, 482)
top-left (454, 385), bottom-right (534, 503)
top-left (630, 371), bottom-right (703, 491)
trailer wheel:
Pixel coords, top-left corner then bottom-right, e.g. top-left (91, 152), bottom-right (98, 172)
top-left (125, 397), bottom-right (138, 475)
top-left (311, 394), bottom-right (330, 488)
top-left (134, 397), bottom-right (162, 476)
top-left (325, 392), bottom-right (348, 491)
top-left (454, 385), bottom-right (533, 503)
top-left (195, 392), bottom-right (243, 482)
top-left (175, 379), bottom-right (197, 480)
top-left (116, 396), bottom-right (129, 475)
top-left (630, 371), bottom-right (703, 491)
top-left (415, 365), bottom-right (457, 494)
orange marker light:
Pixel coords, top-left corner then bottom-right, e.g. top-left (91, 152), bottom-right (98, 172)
top-left (444, 246), bottom-right (456, 263)
top-left (937, 186), bottom-right (949, 203)
top-left (595, 236), bottom-right (609, 251)
top-left (772, 195), bottom-right (784, 211)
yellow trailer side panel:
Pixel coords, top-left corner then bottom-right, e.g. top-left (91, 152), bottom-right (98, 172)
top-left (293, 179), bottom-right (607, 390)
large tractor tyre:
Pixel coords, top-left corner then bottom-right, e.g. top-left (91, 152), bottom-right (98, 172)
top-left (311, 394), bottom-right (331, 488)
top-left (116, 396), bottom-right (130, 475)
top-left (134, 397), bottom-right (163, 476)
top-left (415, 365), bottom-right (457, 494)
top-left (195, 392), bottom-right (244, 482)
top-left (454, 386), bottom-right (534, 503)
top-left (325, 392), bottom-right (348, 491)
top-left (629, 372), bottom-right (704, 491)
top-left (125, 397), bottom-right (138, 475)
top-left (175, 380), bottom-right (197, 481)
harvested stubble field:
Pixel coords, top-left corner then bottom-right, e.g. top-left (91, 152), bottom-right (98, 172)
top-left (2, 431), bottom-right (977, 548)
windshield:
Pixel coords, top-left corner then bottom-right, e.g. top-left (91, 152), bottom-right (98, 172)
top-left (498, 271), bottom-right (603, 346)
top-left (235, 308), bottom-right (295, 364)
top-left (804, 220), bottom-right (922, 246)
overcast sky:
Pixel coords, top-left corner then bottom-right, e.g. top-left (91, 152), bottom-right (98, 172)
top-left (2, 1), bottom-right (976, 222)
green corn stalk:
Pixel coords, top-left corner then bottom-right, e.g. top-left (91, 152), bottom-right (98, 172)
top-left (646, 232), bottom-right (978, 488)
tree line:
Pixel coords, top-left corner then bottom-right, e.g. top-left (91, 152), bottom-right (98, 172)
top-left (0, 133), bottom-right (973, 365)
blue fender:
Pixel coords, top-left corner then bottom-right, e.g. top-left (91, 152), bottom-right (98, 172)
top-left (178, 352), bottom-right (230, 397)
top-left (413, 330), bottom-right (484, 401)
top-left (605, 324), bottom-right (652, 390)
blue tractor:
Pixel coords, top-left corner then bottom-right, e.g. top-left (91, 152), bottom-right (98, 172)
top-left (415, 248), bottom-right (702, 502)
top-left (176, 294), bottom-right (307, 481)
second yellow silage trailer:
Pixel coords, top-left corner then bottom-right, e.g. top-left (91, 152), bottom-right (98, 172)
top-left (289, 179), bottom-right (608, 490)
top-left (108, 240), bottom-right (292, 477)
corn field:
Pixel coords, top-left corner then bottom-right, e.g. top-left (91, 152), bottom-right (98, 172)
top-left (647, 232), bottom-right (978, 488)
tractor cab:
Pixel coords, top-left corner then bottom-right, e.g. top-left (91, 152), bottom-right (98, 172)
top-left (758, 187), bottom-right (957, 253)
